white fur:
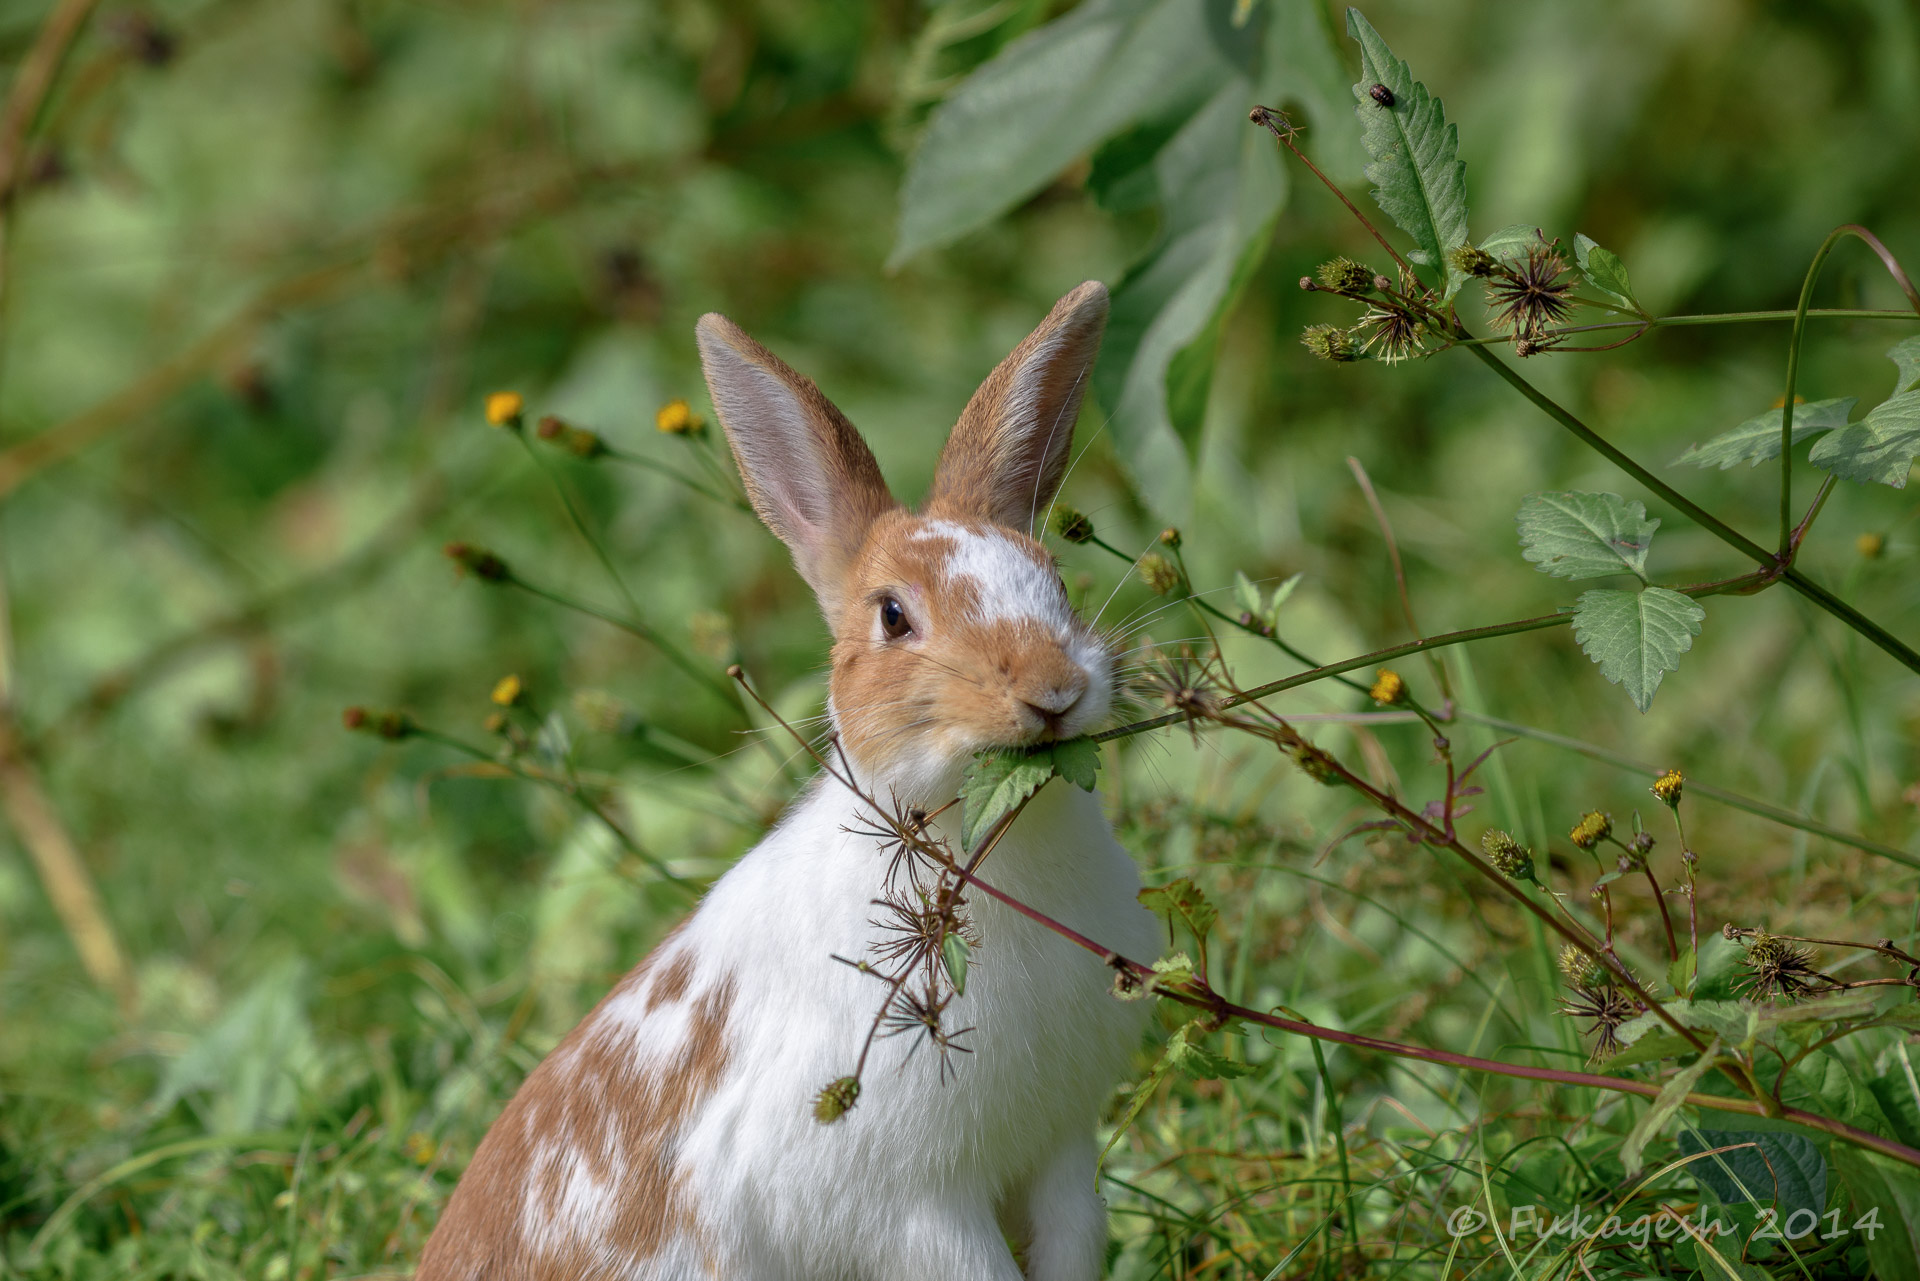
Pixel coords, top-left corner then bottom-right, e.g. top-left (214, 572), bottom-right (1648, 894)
top-left (521, 771), bottom-right (1159, 1279)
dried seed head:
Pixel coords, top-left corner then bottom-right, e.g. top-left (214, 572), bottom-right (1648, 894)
top-left (1569, 810), bottom-right (1612, 850)
top-left (1448, 245), bottom-right (1500, 278)
top-left (1050, 506), bottom-right (1095, 544)
top-left (536, 416), bottom-right (607, 459)
top-left (1316, 257), bottom-right (1376, 294)
top-left (1486, 241), bottom-right (1576, 339)
top-left (443, 542), bottom-right (509, 582)
top-left (1652, 768), bottom-right (1684, 808)
top-left (1355, 303), bottom-right (1428, 365)
top-left (1482, 829), bottom-right (1535, 882)
top-left (491, 674), bottom-right (523, 707)
top-left (812, 1076), bottom-right (860, 1124)
top-left (1736, 932), bottom-right (1822, 1003)
top-left (1301, 324), bottom-right (1358, 362)
top-left (1369, 668), bottom-right (1406, 706)
top-left (1299, 276), bottom-right (1318, 291)
top-left (1558, 978), bottom-right (1639, 1059)
top-left (536, 414), bottom-right (565, 440)
top-left (1513, 336), bottom-right (1541, 357)
top-left (1137, 553), bottom-right (1181, 595)
top-left (655, 397), bottom-right (705, 435)
top-left (484, 391), bottom-right (525, 428)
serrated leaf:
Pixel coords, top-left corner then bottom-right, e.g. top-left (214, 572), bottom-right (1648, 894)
top-left (1623, 1040), bottom-right (1719, 1177)
top-left (1477, 223), bottom-right (1543, 264)
top-left (1345, 9), bottom-right (1470, 298)
top-left (1516, 491), bottom-right (1659, 580)
top-left (1049, 737), bottom-right (1102, 791)
top-left (1150, 951), bottom-right (1197, 987)
top-left (1573, 232), bottom-right (1638, 309)
top-left (1809, 388), bottom-right (1920, 488)
top-left (891, 0), bottom-right (1224, 265)
top-left (1680, 1129), bottom-right (1826, 1217)
top-left (1166, 1023), bottom-right (1257, 1079)
top-left (1571, 587), bottom-right (1705, 713)
top-left (1233, 570), bottom-right (1262, 618)
top-left (1890, 334), bottom-right (1920, 396)
top-left (1098, 1032), bottom-right (1180, 1172)
top-left (961, 750), bottom-right (1055, 851)
top-left (1675, 397), bottom-right (1856, 470)
top-left (941, 931), bottom-right (971, 996)
top-left (1138, 877), bottom-right (1218, 943)
top-left (1264, 572), bottom-right (1301, 621)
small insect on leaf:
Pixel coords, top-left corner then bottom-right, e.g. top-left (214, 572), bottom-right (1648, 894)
top-left (941, 931), bottom-right (971, 996)
top-left (1368, 83), bottom-right (1394, 106)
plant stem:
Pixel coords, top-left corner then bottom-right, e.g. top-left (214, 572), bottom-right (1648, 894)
top-left (1460, 340), bottom-right (1920, 676)
top-left (949, 862), bottom-right (1920, 1171)
top-left (1442, 308), bottom-right (1920, 347)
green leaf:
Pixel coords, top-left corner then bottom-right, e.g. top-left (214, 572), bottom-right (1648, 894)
top-left (1098, 1034), bottom-right (1180, 1172)
top-left (1573, 232), bottom-right (1638, 310)
top-left (1233, 570), bottom-right (1262, 618)
top-left (1831, 1150), bottom-right (1920, 1281)
top-left (1166, 1023), bottom-right (1257, 1079)
top-left (1680, 1128), bottom-right (1826, 1218)
top-left (941, 930), bottom-right (971, 996)
top-left (1890, 334), bottom-right (1920, 396)
top-left (1345, 9), bottom-right (1469, 297)
top-left (1049, 737), bottom-right (1102, 791)
top-left (1867, 1060), bottom-right (1920, 1149)
top-left (1604, 1029), bottom-right (1697, 1070)
top-left (1809, 388), bottom-right (1920, 488)
top-left (1571, 586), bottom-right (1705, 713)
top-left (1264, 571), bottom-right (1302, 621)
top-left (1138, 877), bottom-right (1218, 944)
top-left (1516, 491), bottom-right (1659, 581)
top-left (1477, 223), bottom-right (1544, 264)
top-left (960, 749), bottom-right (1055, 851)
top-left (1622, 1040), bottom-right (1719, 1177)
top-left (890, 0), bottom-right (1225, 265)
top-left (1675, 397), bottom-right (1856, 470)
top-left (1098, 82), bottom-right (1285, 515)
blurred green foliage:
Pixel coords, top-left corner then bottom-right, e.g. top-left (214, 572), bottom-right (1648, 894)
top-left (1, 0), bottom-right (1917, 1276)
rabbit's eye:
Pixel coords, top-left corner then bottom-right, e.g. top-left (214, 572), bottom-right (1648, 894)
top-left (879, 596), bottom-right (913, 639)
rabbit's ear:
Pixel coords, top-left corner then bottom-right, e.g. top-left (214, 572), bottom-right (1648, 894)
top-left (926, 281), bottom-right (1108, 531)
top-left (697, 315), bottom-right (896, 610)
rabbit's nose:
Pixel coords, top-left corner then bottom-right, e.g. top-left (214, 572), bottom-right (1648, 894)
top-left (1021, 677), bottom-right (1087, 734)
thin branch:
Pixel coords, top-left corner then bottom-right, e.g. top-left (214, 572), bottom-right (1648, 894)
top-left (1346, 456), bottom-right (1450, 701)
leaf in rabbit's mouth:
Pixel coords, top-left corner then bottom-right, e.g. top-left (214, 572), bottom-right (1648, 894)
top-left (959, 739), bottom-right (1102, 852)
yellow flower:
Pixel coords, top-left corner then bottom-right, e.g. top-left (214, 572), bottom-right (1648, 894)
top-left (491, 674), bottom-right (523, 706)
top-left (1651, 769), bottom-right (1684, 808)
top-left (484, 391), bottom-right (524, 427)
top-left (656, 398), bottom-right (705, 435)
top-left (1569, 810), bottom-right (1612, 850)
top-left (402, 1132), bottom-right (437, 1165)
top-left (1857, 532), bottom-right (1885, 560)
top-left (1369, 669), bottom-right (1406, 705)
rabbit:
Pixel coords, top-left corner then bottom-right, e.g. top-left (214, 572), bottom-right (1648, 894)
top-left (416, 280), bottom-right (1162, 1281)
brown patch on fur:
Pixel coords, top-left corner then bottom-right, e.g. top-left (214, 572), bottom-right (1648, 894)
top-left (646, 949), bottom-right (695, 1011)
top-left (826, 511), bottom-right (1098, 768)
top-left (415, 936), bottom-right (734, 1281)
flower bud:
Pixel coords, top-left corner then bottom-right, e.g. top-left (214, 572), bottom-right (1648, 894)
top-left (1137, 553), bottom-right (1181, 595)
top-left (1301, 324), bottom-right (1357, 362)
top-left (655, 397), bottom-right (705, 435)
top-left (1369, 668), bottom-right (1406, 706)
top-left (1558, 944), bottom-right (1601, 988)
top-left (1050, 506), bottom-right (1095, 544)
top-left (1856, 532), bottom-right (1885, 559)
top-left (1158, 527), bottom-right (1181, 549)
top-left (491, 674), bottom-right (523, 707)
top-left (1448, 245), bottom-right (1499, 278)
top-left (1481, 829), bottom-right (1535, 882)
top-left (444, 542), bottom-right (509, 582)
top-left (1315, 257), bottom-right (1375, 294)
top-left (1652, 769), bottom-right (1684, 808)
top-left (812, 1075), bottom-right (860, 1124)
top-left (484, 391), bottom-right (525, 429)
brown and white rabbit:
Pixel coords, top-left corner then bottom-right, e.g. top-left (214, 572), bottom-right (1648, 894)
top-left (416, 281), bottom-right (1161, 1280)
